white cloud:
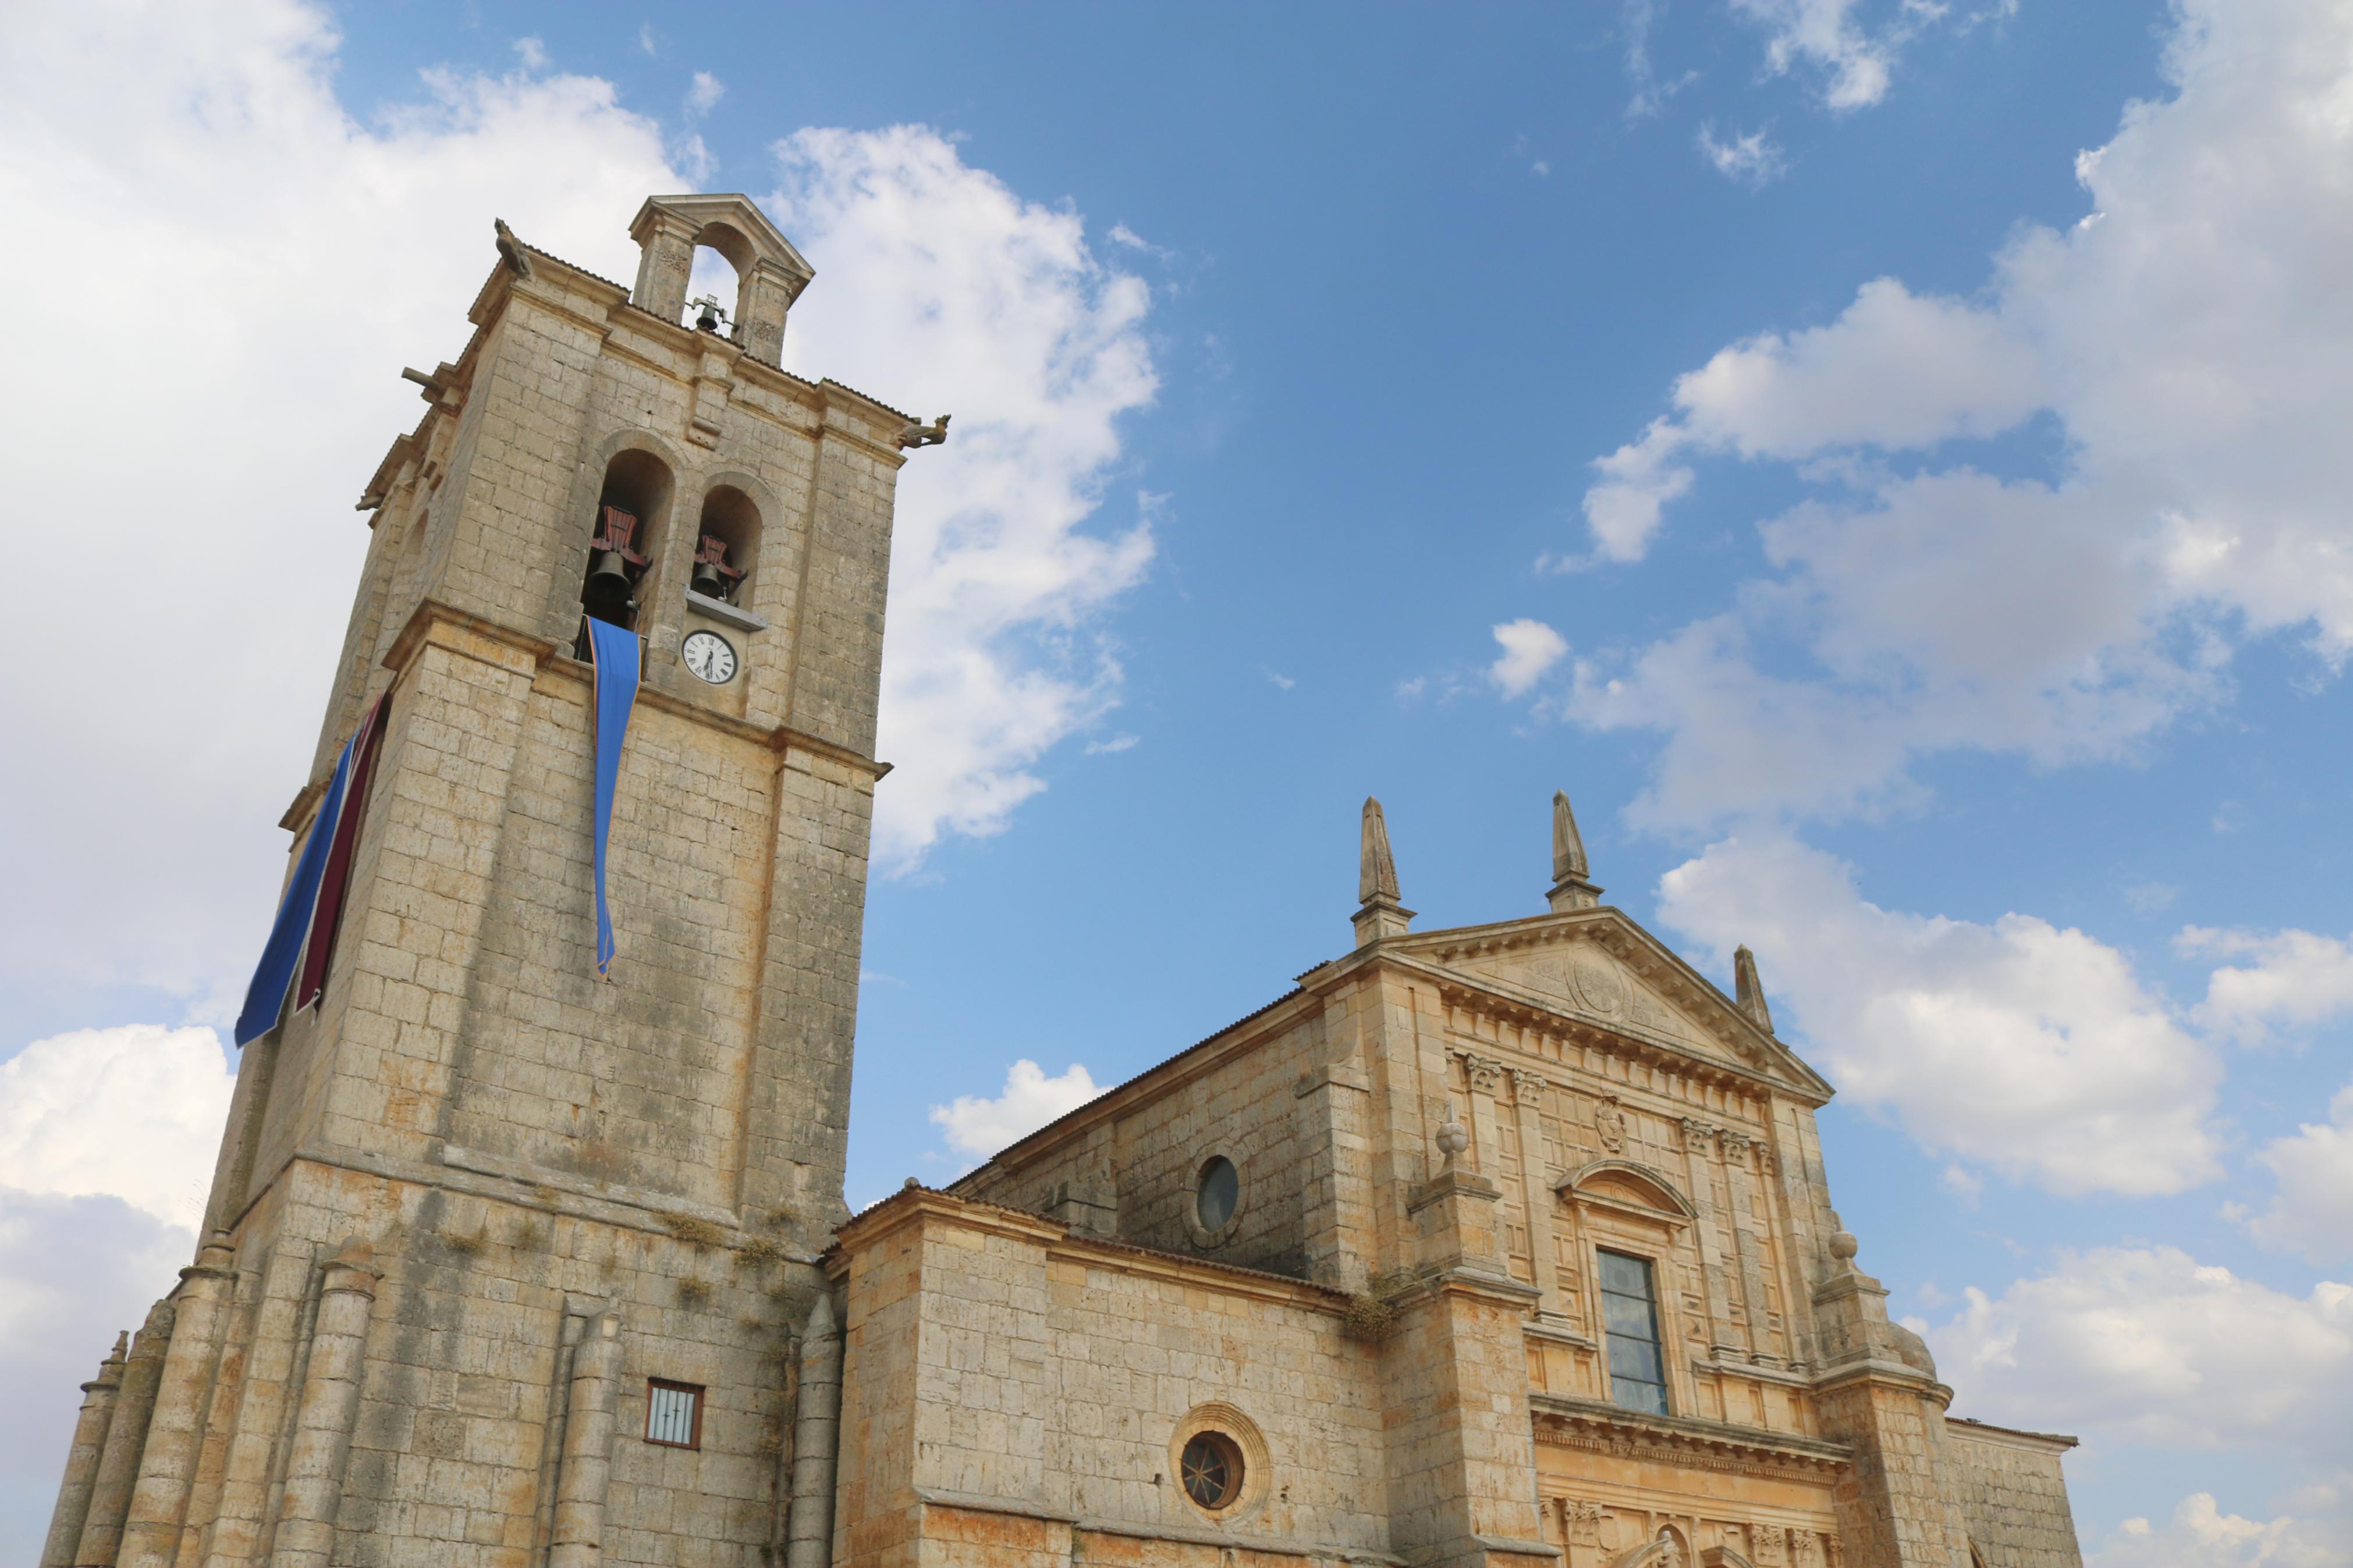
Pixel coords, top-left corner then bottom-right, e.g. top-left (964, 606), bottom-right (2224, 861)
top-left (1697, 123), bottom-right (1788, 187)
top-left (1621, 0), bottom-right (1699, 120)
top-left (1108, 222), bottom-right (1148, 249)
top-left (1489, 618), bottom-right (1570, 698)
top-left (0, 6), bottom-right (1157, 1013)
top-left (2240, 1083), bottom-right (2353, 1264)
top-left (1926, 1246), bottom-right (2353, 1455)
top-left (1674, 278), bottom-right (2044, 457)
top-left (1658, 836), bottom-right (2223, 1196)
top-left (1729, 0), bottom-right (1896, 109)
top-left (1264, 669), bottom-right (1297, 691)
top-left (684, 69), bottom-right (723, 117)
top-left (1564, 0), bottom-right (2353, 829)
top-left (1578, 417), bottom-right (1695, 566)
top-left (2089, 1494), bottom-right (2353, 1568)
top-left (514, 35), bottom-right (549, 71)
top-left (1083, 732), bottom-right (1140, 755)
top-left (0, 1026), bottom-right (236, 1231)
top-left (768, 126), bottom-right (1159, 872)
top-left (929, 1059), bottom-right (1104, 1160)
top-left (2180, 927), bottom-right (2353, 1047)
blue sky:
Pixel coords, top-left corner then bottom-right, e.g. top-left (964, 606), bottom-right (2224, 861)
top-left (3, 2), bottom-right (2351, 1562)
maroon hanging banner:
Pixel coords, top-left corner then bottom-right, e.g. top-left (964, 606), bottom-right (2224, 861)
top-left (294, 691), bottom-right (391, 1014)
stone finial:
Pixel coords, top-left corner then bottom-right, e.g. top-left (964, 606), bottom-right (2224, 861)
top-left (1734, 944), bottom-right (1775, 1034)
top-left (1552, 789), bottom-right (1588, 881)
top-left (1353, 797), bottom-right (1414, 947)
top-left (1434, 1103), bottom-right (1471, 1170)
top-left (1546, 788), bottom-right (1606, 913)
top-left (1360, 797), bottom-right (1400, 903)
top-left (803, 1290), bottom-right (837, 1341)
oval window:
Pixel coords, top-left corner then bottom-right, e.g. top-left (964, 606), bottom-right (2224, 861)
top-left (1180, 1431), bottom-right (1243, 1510)
top-left (1195, 1156), bottom-right (1239, 1232)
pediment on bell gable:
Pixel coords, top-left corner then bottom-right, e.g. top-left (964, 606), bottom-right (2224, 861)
top-left (1393, 911), bottom-right (1833, 1100)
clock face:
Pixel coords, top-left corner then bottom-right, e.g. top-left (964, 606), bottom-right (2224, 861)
top-left (682, 630), bottom-right (737, 685)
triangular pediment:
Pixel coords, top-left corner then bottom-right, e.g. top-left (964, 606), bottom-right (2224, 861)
top-left (1387, 908), bottom-right (1833, 1100)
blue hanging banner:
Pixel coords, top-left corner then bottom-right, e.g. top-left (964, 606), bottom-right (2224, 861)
top-left (232, 696), bottom-right (383, 1047)
top-left (586, 617), bottom-right (642, 977)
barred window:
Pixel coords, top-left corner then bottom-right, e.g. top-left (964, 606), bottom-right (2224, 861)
top-left (1598, 1250), bottom-right (1669, 1417)
top-left (646, 1379), bottom-right (703, 1448)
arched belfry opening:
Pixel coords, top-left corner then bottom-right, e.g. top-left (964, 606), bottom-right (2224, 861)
top-left (628, 193), bottom-right (814, 366)
top-left (580, 448), bottom-right (674, 639)
top-left (691, 485), bottom-right (760, 606)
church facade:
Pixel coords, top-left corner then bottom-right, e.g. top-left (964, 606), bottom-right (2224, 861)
top-left (41, 195), bottom-right (2081, 1568)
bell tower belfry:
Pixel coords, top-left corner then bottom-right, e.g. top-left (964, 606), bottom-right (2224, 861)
top-left (42, 195), bottom-right (939, 1568)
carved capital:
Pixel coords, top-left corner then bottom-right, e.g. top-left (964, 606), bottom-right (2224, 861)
top-left (1462, 1054), bottom-right (1507, 1096)
top-left (1678, 1116), bottom-right (1718, 1151)
top-left (1514, 1070), bottom-right (1551, 1105)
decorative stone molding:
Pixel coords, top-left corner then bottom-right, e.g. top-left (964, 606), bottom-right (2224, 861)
top-left (1464, 1054), bottom-right (1508, 1096)
top-left (1529, 1395), bottom-right (1850, 1482)
top-left (1516, 1070), bottom-right (1552, 1105)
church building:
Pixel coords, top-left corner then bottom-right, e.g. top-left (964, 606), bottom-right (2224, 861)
top-left (41, 195), bottom-right (2084, 1568)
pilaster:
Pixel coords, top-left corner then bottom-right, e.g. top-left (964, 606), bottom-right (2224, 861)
top-left (119, 1235), bottom-right (240, 1568)
top-left (1508, 1071), bottom-right (1562, 1313)
top-left (268, 1243), bottom-right (381, 1568)
top-left (78, 1299), bottom-right (175, 1567)
top-left (42, 1334), bottom-right (126, 1566)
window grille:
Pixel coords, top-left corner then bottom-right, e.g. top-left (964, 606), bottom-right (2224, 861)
top-left (646, 1379), bottom-right (704, 1448)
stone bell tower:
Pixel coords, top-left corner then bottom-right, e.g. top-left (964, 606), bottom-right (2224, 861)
top-left (42, 194), bottom-right (939, 1568)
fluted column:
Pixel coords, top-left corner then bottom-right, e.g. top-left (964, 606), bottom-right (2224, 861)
top-left (77, 1299), bottom-right (175, 1566)
top-left (43, 1334), bottom-right (127, 1566)
top-left (120, 1235), bottom-right (239, 1568)
top-left (786, 1293), bottom-right (842, 1568)
top-left (549, 1309), bottom-right (624, 1568)
top-left (268, 1245), bottom-right (379, 1568)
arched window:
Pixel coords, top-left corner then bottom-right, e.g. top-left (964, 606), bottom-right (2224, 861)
top-left (690, 485), bottom-right (761, 606)
top-left (580, 449), bottom-right (673, 635)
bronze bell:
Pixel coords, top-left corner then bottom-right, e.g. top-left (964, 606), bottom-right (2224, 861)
top-left (581, 549), bottom-right (636, 625)
top-left (690, 557), bottom-right (729, 600)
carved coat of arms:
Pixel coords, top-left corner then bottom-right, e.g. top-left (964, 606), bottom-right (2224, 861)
top-left (1593, 1094), bottom-right (1628, 1153)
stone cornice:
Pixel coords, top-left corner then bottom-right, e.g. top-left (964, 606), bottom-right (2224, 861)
top-left (1377, 950), bottom-right (1816, 1105)
top-left (1529, 1393), bottom-right (1851, 1480)
top-left (460, 246), bottom-right (914, 458)
top-left (829, 1188), bottom-right (1348, 1311)
top-left (1945, 1416), bottom-right (2080, 1454)
top-left (281, 599), bottom-right (891, 827)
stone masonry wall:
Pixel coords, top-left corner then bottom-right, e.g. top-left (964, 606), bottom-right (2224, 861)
top-left (831, 1193), bottom-right (1390, 1568)
top-left (1944, 1422), bottom-right (2083, 1568)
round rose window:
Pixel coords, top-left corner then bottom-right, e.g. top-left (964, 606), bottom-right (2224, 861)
top-left (1180, 1430), bottom-right (1243, 1510)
